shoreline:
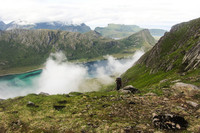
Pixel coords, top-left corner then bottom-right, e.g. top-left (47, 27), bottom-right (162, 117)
top-left (0, 67), bottom-right (43, 77)
top-left (0, 54), bottom-right (134, 77)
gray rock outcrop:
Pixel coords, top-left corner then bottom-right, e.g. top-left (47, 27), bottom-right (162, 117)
top-left (171, 82), bottom-right (200, 97)
top-left (120, 85), bottom-right (139, 94)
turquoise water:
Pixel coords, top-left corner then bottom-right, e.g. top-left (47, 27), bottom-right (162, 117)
top-left (0, 70), bottom-right (42, 87)
top-left (0, 58), bottom-right (131, 99)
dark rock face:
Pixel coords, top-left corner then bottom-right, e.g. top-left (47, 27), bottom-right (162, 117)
top-left (152, 113), bottom-right (188, 130)
top-left (58, 100), bottom-right (67, 104)
top-left (53, 105), bottom-right (66, 110)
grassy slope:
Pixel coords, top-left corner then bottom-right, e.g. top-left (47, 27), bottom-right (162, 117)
top-left (0, 85), bottom-right (199, 132)
top-left (122, 17), bottom-right (200, 90)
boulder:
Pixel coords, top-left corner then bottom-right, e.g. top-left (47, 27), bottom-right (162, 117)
top-left (27, 101), bottom-right (39, 107)
top-left (186, 101), bottom-right (199, 108)
top-left (152, 113), bottom-right (188, 130)
top-left (144, 93), bottom-right (157, 96)
top-left (120, 85), bottom-right (139, 94)
top-left (39, 92), bottom-right (49, 96)
top-left (171, 82), bottom-right (200, 97)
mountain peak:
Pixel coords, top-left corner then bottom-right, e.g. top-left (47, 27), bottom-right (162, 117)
top-left (10, 19), bottom-right (35, 25)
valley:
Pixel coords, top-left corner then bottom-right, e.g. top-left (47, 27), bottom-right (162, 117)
top-left (0, 17), bottom-right (199, 132)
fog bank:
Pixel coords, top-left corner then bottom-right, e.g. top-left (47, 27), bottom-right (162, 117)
top-left (0, 51), bottom-right (144, 99)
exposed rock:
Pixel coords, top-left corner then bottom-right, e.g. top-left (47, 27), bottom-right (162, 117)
top-left (39, 92), bottom-right (49, 96)
top-left (196, 109), bottom-right (200, 114)
top-left (119, 89), bottom-right (132, 94)
top-left (11, 120), bottom-right (22, 126)
top-left (152, 113), bottom-right (188, 130)
top-left (186, 101), bottom-right (199, 108)
top-left (182, 43), bottom-right (200, 71)
top-left (171, 82), bottom-right (200, 97)
top-left (120, 85), bottom-right (139, 94)
top-left (171, 79), bottom-right (181, 83)
top-left (27, 101), bottom-right (39, 107)
top-left (144, 93), bottom-right (157, 96)
top-left (160, 79), bottom-right (168, 83)
top-left (163, 98), bottom-right (169, 101)
top-left (176, 106), bottom-right (186, 111)
top-left (136, 124), bottom-right (147, 130)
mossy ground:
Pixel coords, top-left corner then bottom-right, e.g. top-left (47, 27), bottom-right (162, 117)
top-left (0, 81), bottom-right (199, 132)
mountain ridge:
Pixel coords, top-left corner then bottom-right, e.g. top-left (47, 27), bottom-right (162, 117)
top-left (0, 20), bottom-right (91, 33)
top-left (122, 17), bottom-right (200, 90)
top-left (0, 29), bottom-right (156, 74)
top-left (94, 23), bottom-right (167, 39)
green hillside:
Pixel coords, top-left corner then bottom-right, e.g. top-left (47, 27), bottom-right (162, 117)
top-left (122, 17), bottom-right (200, 91)
top-left (95, 24), bottom-right (142, 39)
top-left (0, 29), bottom-right (156, 75)
top-left (95, 24), bottom-right (167, 39)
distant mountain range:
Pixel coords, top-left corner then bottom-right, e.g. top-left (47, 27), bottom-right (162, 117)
top-left (0, 20), bottom-right (167, 38)
top-left (95, 24), bottom-right (167, 39)
top-left (0, 20), bottom-right (91, 33)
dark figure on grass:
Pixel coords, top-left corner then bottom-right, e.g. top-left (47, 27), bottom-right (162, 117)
top-left (116, 77), bottom-right (122, 90)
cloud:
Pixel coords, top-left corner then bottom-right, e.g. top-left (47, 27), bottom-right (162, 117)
top-left (0, 0), bottom-right (200, 30)
top-left (0, 51), bottom-right (144, 99)
top-left (37, 52), bottom-right (87, 94)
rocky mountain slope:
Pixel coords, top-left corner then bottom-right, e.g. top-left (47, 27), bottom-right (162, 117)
top-left (122, 17), bottom-right (200, 97)
top-left (0, 20), bottom-right (91, 33)
top-left (0, 29), bottom-right (156, 74)
top-left (95, 24), bottom-right (167, 39)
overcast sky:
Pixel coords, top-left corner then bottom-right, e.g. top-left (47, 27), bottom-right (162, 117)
top-left (0, 0), bottom-right (199, 30)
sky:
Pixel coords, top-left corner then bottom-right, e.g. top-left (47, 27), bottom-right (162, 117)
top-left (0, 0), bottom-right (199, 30)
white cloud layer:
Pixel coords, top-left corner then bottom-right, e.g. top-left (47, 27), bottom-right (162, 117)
top-left (0, 0), bottom-right (200, 30)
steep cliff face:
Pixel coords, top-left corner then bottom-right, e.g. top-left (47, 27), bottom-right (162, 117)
top-left (122, 18), bottom-right (200, 89)
top-left (137, 18), bottom-right (200, 73)
top-left (0, 29), bottom-right (155, 72)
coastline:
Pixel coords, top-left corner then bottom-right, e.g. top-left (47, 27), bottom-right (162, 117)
top-left (0, 67), bottom-right (43, 77)
top-left (0, 53), bottom-right (134, 77)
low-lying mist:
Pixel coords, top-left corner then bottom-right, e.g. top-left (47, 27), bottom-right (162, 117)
top-left (0, 51), bottom-right (144, 99)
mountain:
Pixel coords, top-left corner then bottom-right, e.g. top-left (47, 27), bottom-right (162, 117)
top-left (122, 17), bottom-right (200, 89)
top-left (2, 20), bottom-right (91, 33)
top-left (0, 29), bottom-right (156, 74)
top-left (95, 24), bottom-right (143, 39)
top-left (120, 29), bottom-right (156, 51)
top-left (94, 24), bottom-right (167, 39)
top-left (0, 21), bottom-right (6, 30)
